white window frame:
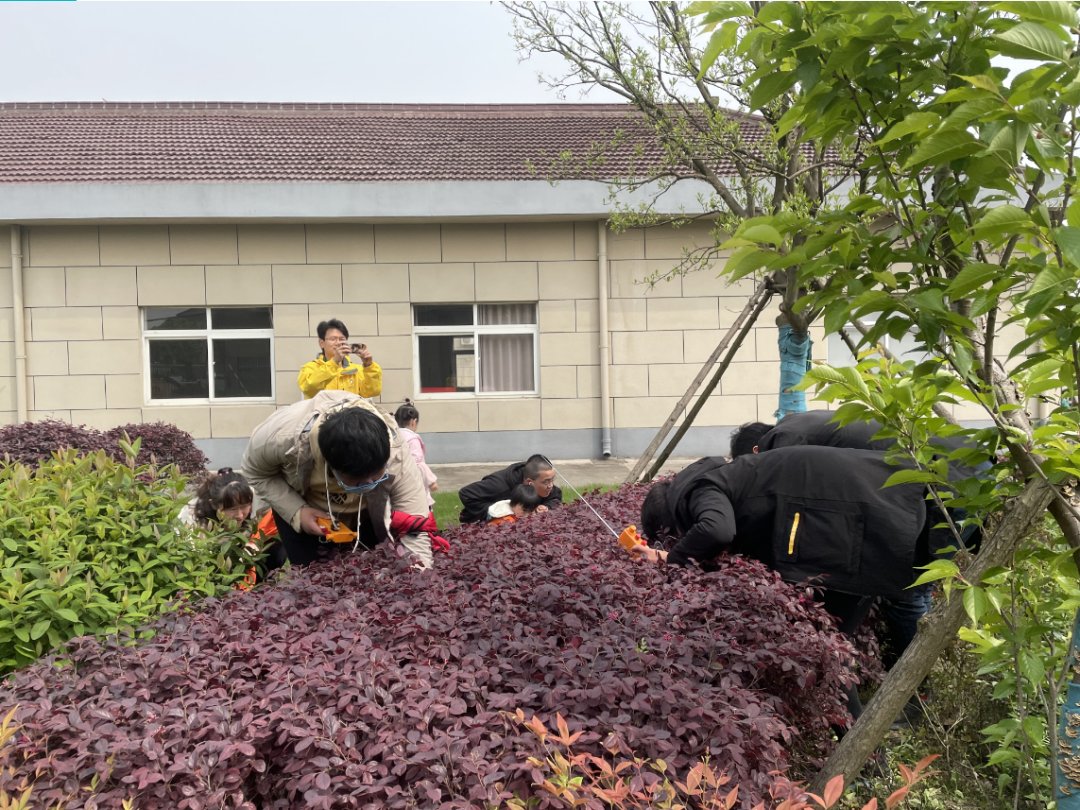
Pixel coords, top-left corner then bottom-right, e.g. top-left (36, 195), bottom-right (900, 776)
top-left (411, 303), bottom-right (540, 398)
top-left (142, 306), bottom-right (276, 405)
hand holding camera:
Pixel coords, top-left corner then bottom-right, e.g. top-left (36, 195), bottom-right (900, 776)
top-left (350, 343), bottom-right (374, 367)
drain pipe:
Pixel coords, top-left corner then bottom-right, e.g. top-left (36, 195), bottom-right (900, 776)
top-left (10, 226), bottom-right (27, 422)
top-left (598, 220), bottom-right (612, 457)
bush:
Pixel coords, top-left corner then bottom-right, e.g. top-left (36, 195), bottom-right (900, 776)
top-left (0, 449), bottom-right (255, 674)
top-left (0, 419), bottom-right (207, 475)
top-left (0, 485), bottom-right (859, 808)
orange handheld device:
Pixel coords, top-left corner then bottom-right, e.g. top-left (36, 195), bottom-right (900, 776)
top-left (618, 525), bottom-right (646, 552)
top-left (316, 516), bottom-right (357, 544)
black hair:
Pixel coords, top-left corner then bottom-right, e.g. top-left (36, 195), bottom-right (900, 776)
top-left (508, 483), bottom-right (543, 512)
top-left (193, 468), bottom-right (254, 526)
top-left (523, 454), bottom-right (553, 480)
top-left (316, 319), bottom-right (349, 340)
top-left (318, 408), bottom-right (391, 477)
top-left (729, 421), bottom-right (773, 457)
top-left (394, 398), bottom-right (420, 428)
top-left (641, 481), bottom-right (676, 545)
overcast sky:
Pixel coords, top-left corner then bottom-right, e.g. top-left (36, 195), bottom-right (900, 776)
top-left (0, 1), bottom-right (612, 104)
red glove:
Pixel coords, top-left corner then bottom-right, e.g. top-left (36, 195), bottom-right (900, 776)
top-left (390, 511), bottom-right (450, 554)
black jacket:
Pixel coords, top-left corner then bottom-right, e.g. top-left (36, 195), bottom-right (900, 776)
top-left (458, 462), bottom-right (564, 523)
top-left (663, 447), bottom-right (928, 599)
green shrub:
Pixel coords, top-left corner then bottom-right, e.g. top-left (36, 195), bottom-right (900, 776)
top-left (0, 446), bottom-right (255, 674)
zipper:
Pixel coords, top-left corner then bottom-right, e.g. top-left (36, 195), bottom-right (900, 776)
top-left (787, 512), bottom-right (801, 556)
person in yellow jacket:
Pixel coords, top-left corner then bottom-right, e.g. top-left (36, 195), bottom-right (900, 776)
top-left (297, 318), bottom-right (382, 399)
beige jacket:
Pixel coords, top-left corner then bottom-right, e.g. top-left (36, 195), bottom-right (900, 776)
top-left (241, 390), bottom-right (433, 568)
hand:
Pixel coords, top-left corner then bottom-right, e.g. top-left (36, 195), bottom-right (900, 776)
top-left (429, 482), bottom-right (439, 493)
top-left (355, 345), bottom-right (374, 367)
top-left (298, 505), bottom-right (331, 536)
top-left (535, 504), bottom-right (549, 514)
top-left (330, 342), bottom-right (350, 365)
top-left (630, 544), bottom-right (667, 564)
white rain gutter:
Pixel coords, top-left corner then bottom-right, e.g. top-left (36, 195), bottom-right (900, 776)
top-left (598, 220), bottom-right (612, 457)
top-left (10, 225), bottom-right (27, 421)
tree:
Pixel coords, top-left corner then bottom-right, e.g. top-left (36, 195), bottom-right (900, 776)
top-left (514, 0), bottom-right (1080, 800)
top-left (688, 0), bottom-right (1080, 799)
top-left (508, 1), bottom-right (852, 421)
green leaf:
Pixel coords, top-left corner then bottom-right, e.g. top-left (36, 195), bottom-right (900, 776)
top-left (994, 21), bottom-right (1069, 63)
top-left (723, 244), bottom-right (773, 280)
top-left (963, 586), bottom-right (988, 623)
top-left (699, 22), bottom-right (740, 77)
top-left (876, 112), bottom-right (941, 145)
top-left (995, 1), bottom-right (1077, 28)
top-left (902, 129), bottom-right (981, 170)
top-left (955, 73), bottom-right (1001, 94)
top-left (947, 263), bottom-right (1001, 298)
top-left (1068, 198), bottom-right (1080, 228)
top-left (1019, 650), bottom-right (1046, 687)
top-left (971, 205), bottom-right (1033, 241)
top-left (1053, 226), bottom-right (1080, 267)
top-left (884, 468), bottom-right (938, 487)
top-left (739, 223), bottom-right (784, 245)
top-left (749, 69), bottom-right (798, 111)
top-left (55, 608), bottom-right (80, 623)
top-left (1029, 263), bottom-right (1070, 297)
top-left (29, 618), bottom-right (50, 641)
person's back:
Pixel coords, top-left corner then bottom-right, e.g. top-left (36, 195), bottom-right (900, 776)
top-left (756, 410), bottom-right (891, 453)
top-left (658, 446), bottom-right (928, 599)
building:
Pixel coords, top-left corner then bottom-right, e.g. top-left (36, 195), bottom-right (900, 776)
top-left (0, 101), bottom-right (828, 467)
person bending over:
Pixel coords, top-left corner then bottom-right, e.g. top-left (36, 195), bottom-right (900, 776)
top-left (242, 391), bottom-right (432, 569)
top-left (458, 454), bottom-right (562, 523)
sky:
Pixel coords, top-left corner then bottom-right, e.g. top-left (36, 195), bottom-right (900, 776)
top-left (0, 1), bottom-right (612, 104)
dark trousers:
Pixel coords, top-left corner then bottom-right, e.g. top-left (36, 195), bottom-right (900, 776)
top-left (268, 510), bottom-right (379, 567)
top-left (818, 590), bottom-right (876, 720)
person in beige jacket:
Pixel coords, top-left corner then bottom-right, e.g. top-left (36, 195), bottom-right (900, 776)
top-left (241, 390), bottom-right (433, 569)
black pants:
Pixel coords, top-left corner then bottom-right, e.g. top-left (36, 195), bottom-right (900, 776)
top-left (818, 590), bottom-right (876, 720)
top-left (268, 510), bottom-right (379, 567)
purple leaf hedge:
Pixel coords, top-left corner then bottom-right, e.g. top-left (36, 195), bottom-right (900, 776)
top-left (0, 420), bottom-right (208, 475)
top-left (0, 484), bottom-right (861, 808)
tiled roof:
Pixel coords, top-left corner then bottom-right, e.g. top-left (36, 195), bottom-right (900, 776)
top-left (0, 102), bottom-right (761, 184)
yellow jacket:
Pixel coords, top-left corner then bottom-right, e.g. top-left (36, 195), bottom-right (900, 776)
top-left (297, 353), bottom-right (383, 399)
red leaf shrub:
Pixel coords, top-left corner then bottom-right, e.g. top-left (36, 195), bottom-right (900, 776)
top-left (0, 484), bottom-right (859, 809)
top-left (0, 419), bottom-right (207, 475)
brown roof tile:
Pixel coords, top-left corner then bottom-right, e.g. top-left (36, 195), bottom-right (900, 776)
top-left (0, 102), bottom-right (760, 184)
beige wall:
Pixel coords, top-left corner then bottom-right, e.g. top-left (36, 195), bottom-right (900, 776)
top-left (0, 221), bottom-right (1007, 449)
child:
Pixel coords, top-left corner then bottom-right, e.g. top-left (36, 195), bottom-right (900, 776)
top-left (486, 483), bottom-right (542, 526)
top-left (179, 468), bottom-right (254, 528)
top-left (394, 399), bottom-right (438, 508)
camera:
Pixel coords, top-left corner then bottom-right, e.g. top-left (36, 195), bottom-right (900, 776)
top-left (350, 343), bottom-right (366, 353)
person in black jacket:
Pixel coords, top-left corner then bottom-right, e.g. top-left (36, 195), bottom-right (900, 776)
top-left (730, 408), bottom-right (989, 673)
top-left (637, 446), bottom-right (935, 720)
top-left (458, 454), bottom-right (563, 523)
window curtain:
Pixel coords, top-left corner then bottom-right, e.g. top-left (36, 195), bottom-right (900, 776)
top-left (478, 304), bottom-right (536, 392)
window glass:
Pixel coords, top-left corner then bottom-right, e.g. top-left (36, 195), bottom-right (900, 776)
top-left (213, 339), bottom-right (273, 397)
top-left (146, 307), bottom-right (206, 331)
top-left (148, 339), bottom-right (209, 399)
top-left (479, 303), bottom-right (536, 325)
top-left (143, 306), bottom-right (275, 402)
top-left (418, 335), bottom-right (475, 393)
top-left (212, 307), bottom-right (273, 330)
top-left (414, 304), bottom-right (473, 327)
top-left (479, 333), bottom-right (534, 391)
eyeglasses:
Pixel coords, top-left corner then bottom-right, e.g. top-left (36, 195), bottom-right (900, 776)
top-left (333, 470), bottom-right (389, 494)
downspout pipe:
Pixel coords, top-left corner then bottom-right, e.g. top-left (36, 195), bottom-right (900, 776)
top-left (10, 225), bottom-right (27, 422)
top-left (598, 220), bottom-right (612, 457)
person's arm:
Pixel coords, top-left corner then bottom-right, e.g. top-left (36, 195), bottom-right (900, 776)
top-left (403, 434), bottom-right (437, 490)
top-left (666, 488), bottom-right (737, 566)
top-left (297, 357), bottom-right (348, 398)
top-left (385, 448), bottom-right (434, 569)
top-left (458, 472), bottom-right (508, 523)
top-left (240, 429), bottom-right (309, 532)
top-left (356, 360), bottom-right (382, 399)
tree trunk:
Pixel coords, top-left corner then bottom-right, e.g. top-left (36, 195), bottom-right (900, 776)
top-left (1056, 610), bottom-right (1080, 806)
top-left (776, 321), bottom-right (811, 419)
top-left (809, 476), bottom-right (1058, 794)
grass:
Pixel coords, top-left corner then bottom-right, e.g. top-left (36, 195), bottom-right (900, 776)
top-left (433, 483), bottom-right (618, 529)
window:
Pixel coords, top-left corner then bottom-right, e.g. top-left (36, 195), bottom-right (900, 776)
top-left (827, 320), bottom-right (929, 367)
top-left (143, 307), bottom-right (275, 403)
top-left (413, 303), bottom-right (538, 395)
